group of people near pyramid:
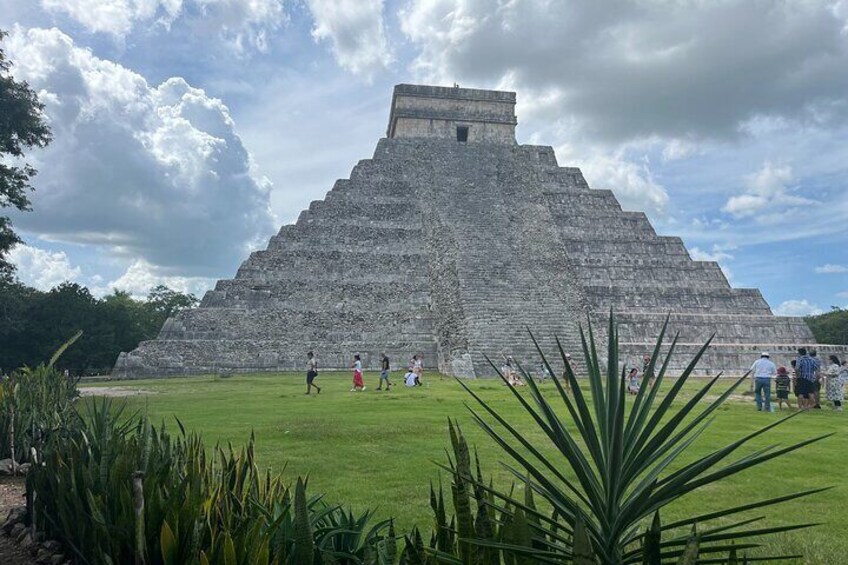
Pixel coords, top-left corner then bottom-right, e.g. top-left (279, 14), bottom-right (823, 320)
top-left (502, 352), bottom-right (655, 394)
top-left (303, 351), bottom-right (424, 394)
top-left (749, 348), bottom-right (848, 412)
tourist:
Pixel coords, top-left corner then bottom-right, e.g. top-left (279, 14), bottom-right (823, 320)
top-left (502, 356), bottom-right (524, 386)
top-left (775, 366), bottom-right (792, 410)
top-left (502, 355), bottom-right (515, 382)
top-left (404, 370), bottom-right (420, 387)
top-left (810, 349), bottom-right (822, 408)
top-left (627, 368), bottom-right (640, 394)
top-left (561, 353), bottom-right (575, 392)
top-left (411, 354), bottom-right (423, 378)
top-left (795, 348), bottom-right (817, 410)
top-left (377, 353), bottom-right (392, 391)
top-left (350, 354), bottom-right (365, 392)
top-left (565, 353), bottom-right (579, 375)
top-left (536, 362), bottom-right (551, 382)
top-left (642, 354), bottom-right (656, 387)
top-left (790, 359), bottom-right (799, 401)
top-left (305, 351), bottom-right (321, 395)
top-left (750, 352), bottom-right (776, 412)
top-left (824, 355), bottom-right (844, 411)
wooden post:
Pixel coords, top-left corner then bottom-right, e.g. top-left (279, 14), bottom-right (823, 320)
top-left (30, 447), bottom-right (37, 538)
top-left (133, 471), bottom-right (146, 565)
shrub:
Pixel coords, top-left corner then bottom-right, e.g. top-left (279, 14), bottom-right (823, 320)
top-left (0, 331), bottom-right (81, 463)
top-left (28, 397), bottom-right (393, 564)
top-left (425, 315), bottom-right (827, 564)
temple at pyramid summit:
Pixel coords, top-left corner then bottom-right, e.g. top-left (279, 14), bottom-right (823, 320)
top-left (114, 83), bottom-right (832, 378)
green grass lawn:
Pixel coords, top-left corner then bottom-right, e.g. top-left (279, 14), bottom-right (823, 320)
top-left (89, 371), bottom-right (846, 563)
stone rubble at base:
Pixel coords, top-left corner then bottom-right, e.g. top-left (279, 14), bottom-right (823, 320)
top-left (113, 84), bottom-right (840, 378)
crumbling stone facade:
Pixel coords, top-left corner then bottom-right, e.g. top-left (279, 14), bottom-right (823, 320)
top-left (113, 84), bottom-right (831, 378)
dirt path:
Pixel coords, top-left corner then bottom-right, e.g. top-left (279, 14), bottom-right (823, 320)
top-left (78, 386), bottom-right (155, 397)
top-left (0, 476), bottom-right (36, 565)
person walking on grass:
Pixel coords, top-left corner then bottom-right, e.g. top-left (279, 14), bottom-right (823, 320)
top-left (775, 366), bottom-right (792, 410)
top-left (642, 354), bottom-right (656, 387)
top-left (627, 368), bottom-right (640, 395)
top-left (305, 351), bottom-right (321, 395)
top-left (377, 353), bottom-right (392, 391)
top-left (750, 352), bottom-right (776, 412)
top-left (350, 354), bottom-right (366, 392)
top-left (824, 355), bottom-right (845, 411)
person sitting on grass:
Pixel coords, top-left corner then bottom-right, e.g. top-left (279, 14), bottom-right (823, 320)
top-left (501, 356), bottom-right (525, 386)
top-left (404, 370), bottom-right (420, 387)
top-left (775, 366), bottom-right (792, 410)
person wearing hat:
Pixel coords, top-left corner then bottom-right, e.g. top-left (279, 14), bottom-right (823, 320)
top-left (750, 351), bottom-right (777, 412)
top-left (774, 366), bottom-right (792, 410)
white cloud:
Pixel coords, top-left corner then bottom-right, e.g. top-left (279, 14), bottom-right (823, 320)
top-left (722, 162), bottom-right (815, 220)
top-left (662, 139), bottom-right (697, 162)
top-left (561, 148), bottom-right (669, 215)
top-left (774, 299), bottom-right (824, 316)
top-left (815, 264), bottom-right (848, 273)
top-left (6, 26), bottom-right (276, 278)
top-left (689, 245), bottom-right (734, 282)
top-left (399, 0), bottom-right (848, 143)
top-left (306, 0), bottom-right (391, 76)
top-left (8, 244), bottom-right (82, 290)
top-left (39, 0), bottom-right (285, 51)
top-left (100, 259), bottom-right (214, 298)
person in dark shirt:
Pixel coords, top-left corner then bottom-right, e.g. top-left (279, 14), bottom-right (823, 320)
top-left (377, 353), bottom-right (392, 391)
top-left (775, 366), bottom-right (792, 410)
top-left (795, 348), bottom-right (818, 410)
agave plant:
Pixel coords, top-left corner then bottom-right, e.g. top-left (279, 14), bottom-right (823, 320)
top-left (449, 314), bottom-right (829, 564)
top-left (0, 330), bottom-right (82, 463)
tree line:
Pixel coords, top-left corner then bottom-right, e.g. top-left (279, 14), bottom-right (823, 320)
top-left (805, 307), bottom-right (848, 346)
top-left (0, 279), bottom-right (197, 375)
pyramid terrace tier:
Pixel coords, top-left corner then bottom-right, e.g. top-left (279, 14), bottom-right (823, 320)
top-left (584, 284), bottom-right (773, 314)
top-left (114, 339), bottom-right (439, 378)
top-left (598, 311), bottom-right (815, 345)
top-left (615, 342), bottom-right (848, 377)
top-left (202, 279), bottom-right (430, 310)
top-left (158, 307), bottom-right (435, 342)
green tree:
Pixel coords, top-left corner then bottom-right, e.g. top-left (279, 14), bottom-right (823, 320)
top-left (0, 29), bottom-right (52, 278)
top-left (806, 307), bottom-right (848, 345)
top-left (147, 284), bottom-right (199, 318)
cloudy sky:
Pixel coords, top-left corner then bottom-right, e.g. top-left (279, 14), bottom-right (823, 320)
top-left (2, 0), bottom-right (846, 315)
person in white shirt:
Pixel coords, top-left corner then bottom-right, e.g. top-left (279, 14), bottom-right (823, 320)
top-left (404, 371), bottom-right (420, 387)
top-left (750, 352), bottom-right (777, 412)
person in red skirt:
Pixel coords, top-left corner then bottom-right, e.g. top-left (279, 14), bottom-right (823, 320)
top-left (350, 353), bottom-right (366, 391)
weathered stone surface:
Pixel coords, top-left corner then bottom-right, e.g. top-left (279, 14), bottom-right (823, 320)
top-left (9, 522), bottom-right (25, 539)
top-left (113, 84), bottom-right (833, 378)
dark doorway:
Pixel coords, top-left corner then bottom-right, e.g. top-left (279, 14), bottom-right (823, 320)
top-left (456, 126), bottom-right (469, 142)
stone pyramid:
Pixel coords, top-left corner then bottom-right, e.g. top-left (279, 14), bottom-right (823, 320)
top-left (114, 84), bottom-right (826, 378)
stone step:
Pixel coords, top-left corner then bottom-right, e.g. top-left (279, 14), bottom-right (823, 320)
top-left (568, 262), bottom-right (728, 289)
top-left (585, 285), bottom-right (771, 314)
top-left (267, 223), bottom-right (424, 251)
top-left (237, 248), bottom-right (427, 278)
